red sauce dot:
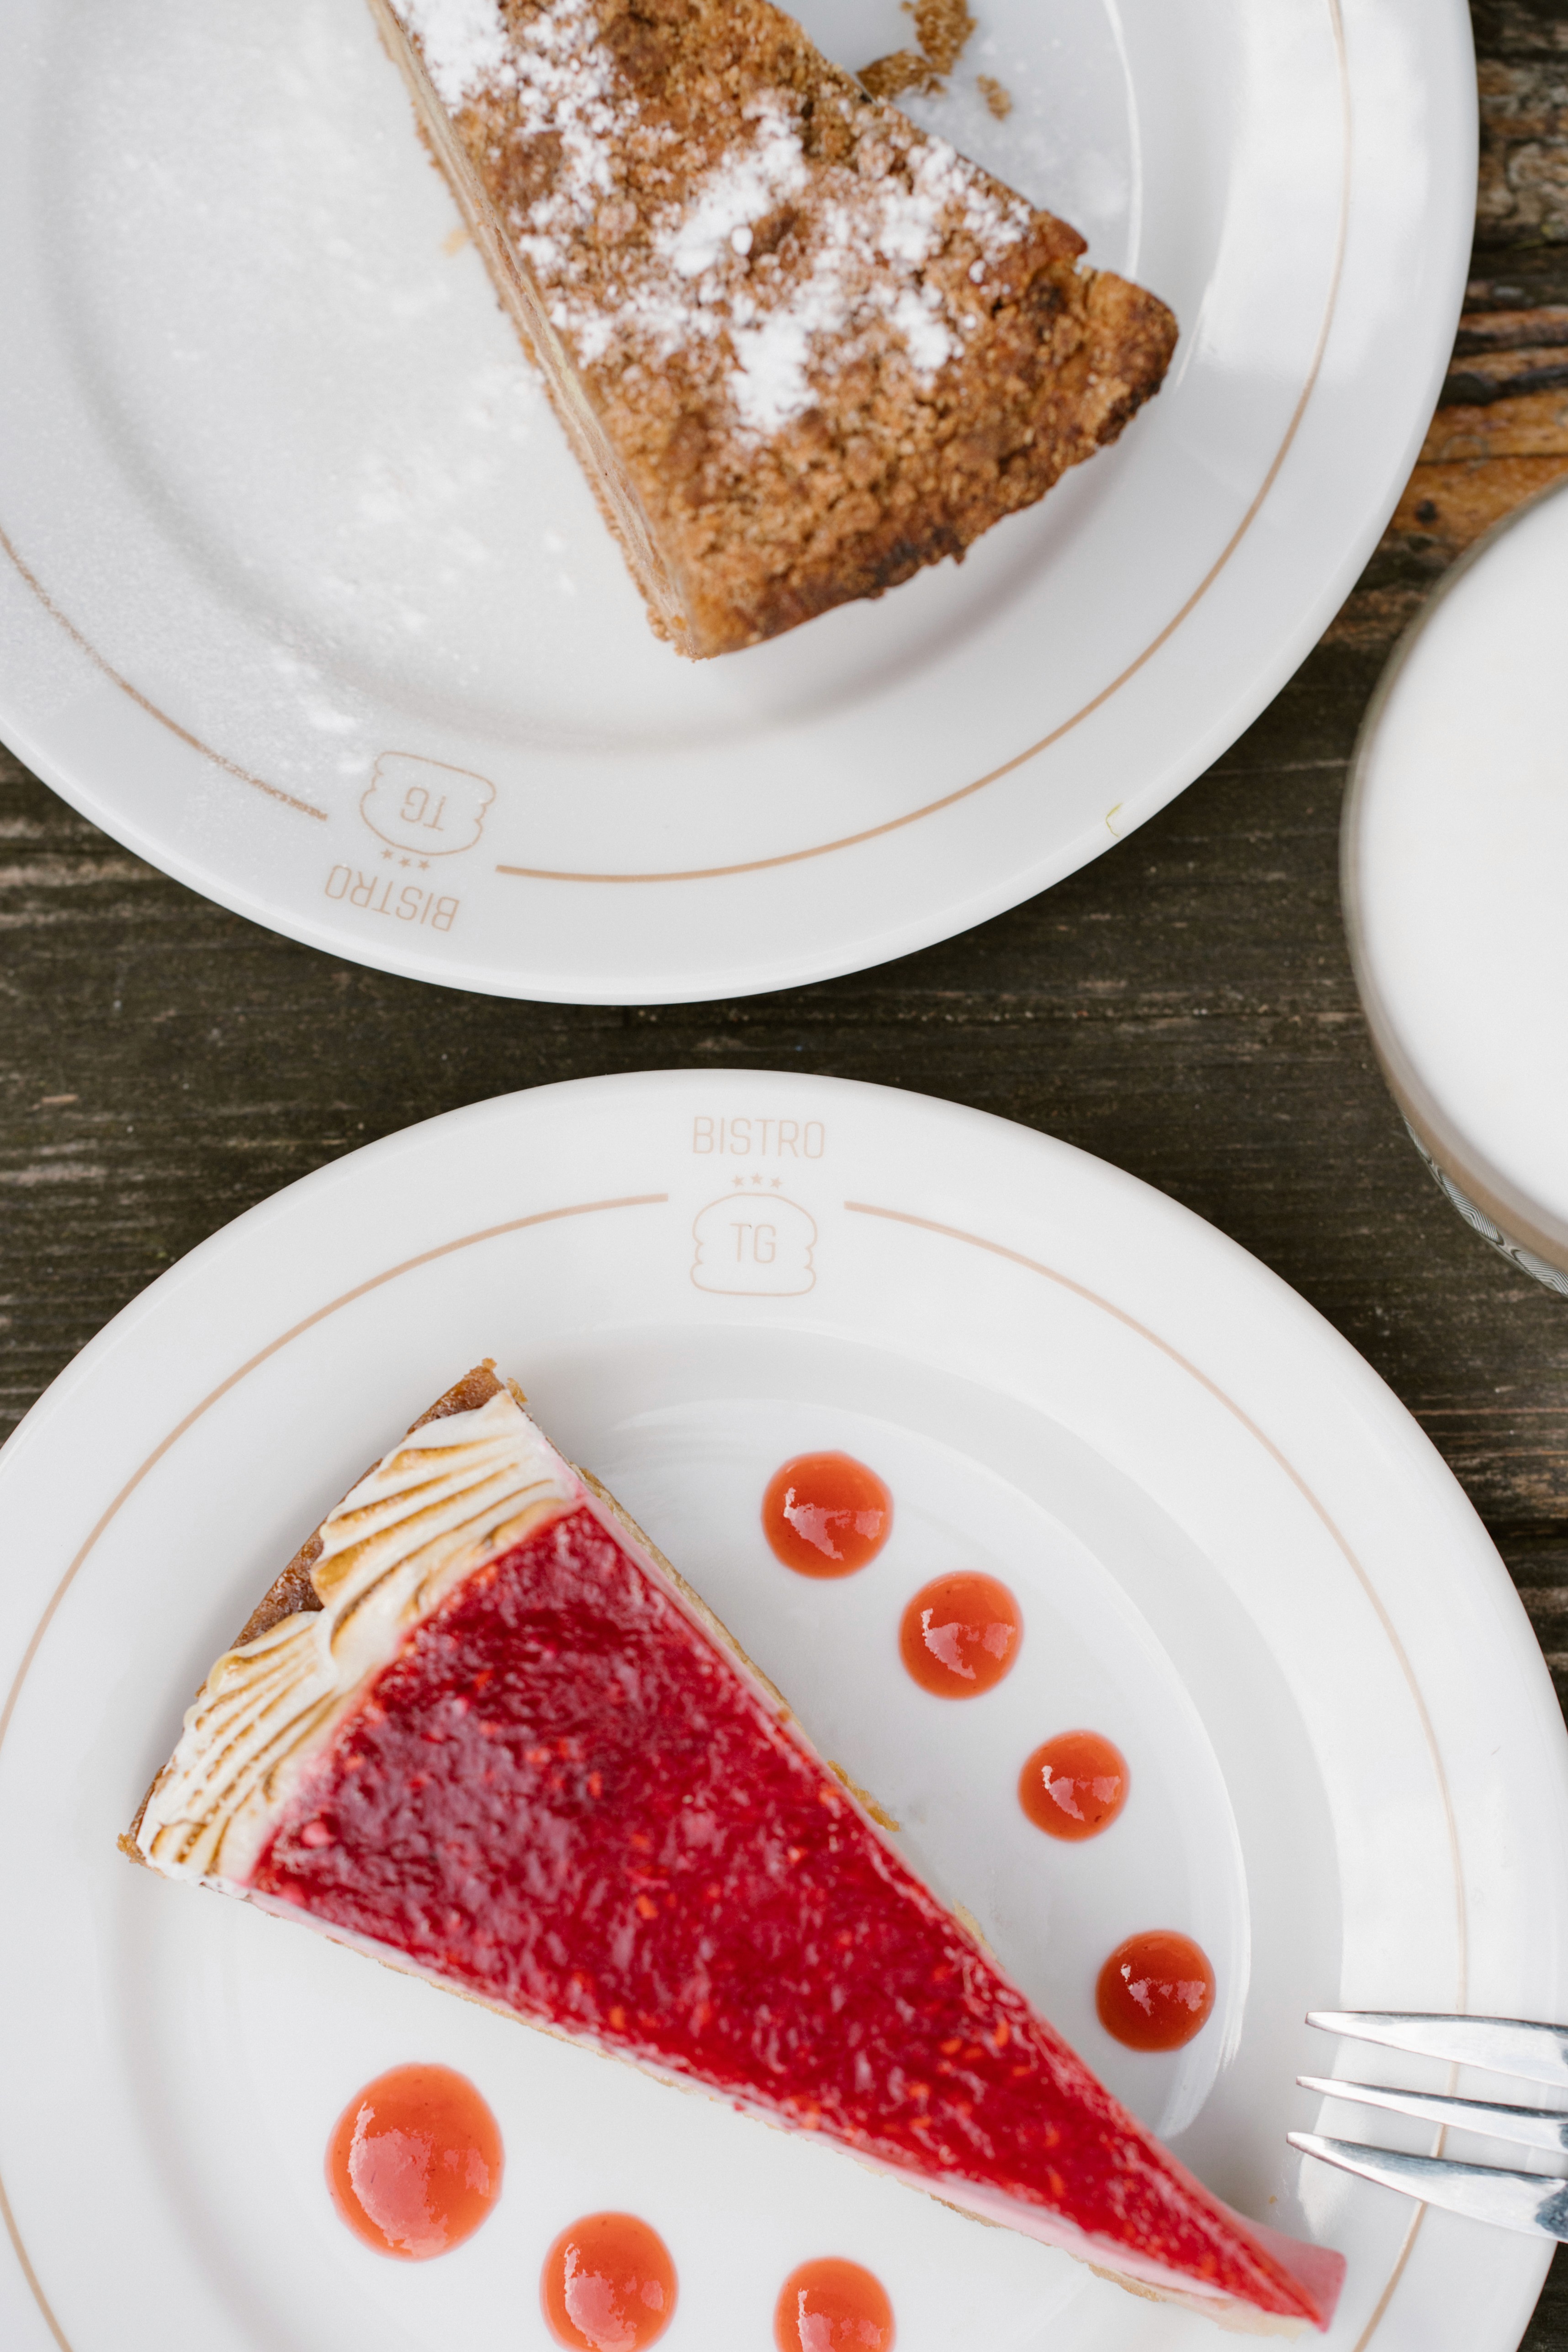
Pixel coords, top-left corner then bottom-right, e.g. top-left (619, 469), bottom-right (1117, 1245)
top-left (775, 2257), bottom-right (896, 2352)
top-left (1018, 1732), bottom-right (1128, 1840)
top-left (763, 1452), bottom-right (893, 1578)
top-left (325, 2063), bottom-right (502, 2259)
top-left (899, 1573), bottom-right (1022, 1697)
top-left (541, 2211), bottom-right (678, 2350)
top-left (1097, 1931), bottom-right (1216, 2051)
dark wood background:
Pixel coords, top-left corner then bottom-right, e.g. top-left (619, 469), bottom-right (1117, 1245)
top-left (4, 2), bottom-right (1568, 2338)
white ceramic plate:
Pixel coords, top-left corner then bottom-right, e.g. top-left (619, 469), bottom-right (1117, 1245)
top-left (0, 0), bottom-right (1472, 1004)
top-left (1, 1069), bottom-right (1564, 2352)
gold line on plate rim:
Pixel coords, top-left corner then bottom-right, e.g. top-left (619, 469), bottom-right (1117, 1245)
top-left (0, 521), bottom-right (328, 826)
top-left (839, 1194), bottom-right (1461, 2352)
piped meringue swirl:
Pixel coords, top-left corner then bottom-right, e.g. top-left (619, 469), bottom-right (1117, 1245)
top-left (136, 1390), bottom-right (577, 1886)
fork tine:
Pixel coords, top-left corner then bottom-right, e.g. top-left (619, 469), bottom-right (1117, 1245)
top-left (1289, 2134), bottom-right (1568, 2239)
top-left (1307, 2012), bottom-right (1568, 2088)
top-left (1297, 2075), bottom-right (1568, 2154)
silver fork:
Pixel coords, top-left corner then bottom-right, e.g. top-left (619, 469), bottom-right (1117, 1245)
top-left (1289, 2012), bottom-right (1568, 2238)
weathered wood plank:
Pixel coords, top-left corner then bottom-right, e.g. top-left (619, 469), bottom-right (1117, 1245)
top-left (1328, 5), bottom-right (1568, 668)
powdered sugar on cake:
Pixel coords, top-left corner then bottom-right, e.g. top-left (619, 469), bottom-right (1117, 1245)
top-left (661, 95), bottom-right (808, 282)
top-left (397, 0), bottom-right (1033, 436)
top-left (397, 0), bottom-right (516, 105)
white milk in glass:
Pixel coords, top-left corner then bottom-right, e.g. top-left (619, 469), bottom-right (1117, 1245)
top-left (1344, 477), bottom-right (1568, 1295)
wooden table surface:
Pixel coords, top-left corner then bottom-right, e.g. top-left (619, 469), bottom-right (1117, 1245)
top-left (5, 2), bottom-right (1568, 2339)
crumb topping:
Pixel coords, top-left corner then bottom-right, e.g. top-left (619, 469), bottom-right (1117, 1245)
top-left (860, 0), bottom-right (974, 101)
top-left (908, 0), bottom-right (975, 77)
top-left (380, 0), bottom-right (1176, 656)
top-left (403, 0), bottom-right (1031, 440)
top-left (858, 52), bottom-right (940, 101)
top-left (399, 0), bottom-right (517, 103)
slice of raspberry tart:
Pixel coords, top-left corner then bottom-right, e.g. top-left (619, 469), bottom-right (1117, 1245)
top-left (126, 1364), bottom-right (1342, 2332)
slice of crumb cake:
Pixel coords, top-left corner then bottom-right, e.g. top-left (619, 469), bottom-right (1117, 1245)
top-left (370, 0), bottom-right (1177, 657)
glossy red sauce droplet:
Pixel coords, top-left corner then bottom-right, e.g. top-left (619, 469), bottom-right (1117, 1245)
top-left (1018, 1731), bottom-right (1128, 1841)
top-left (541, 2211), bottom-right (678, 2351)
top-left (774, 2257), bottom-right (896, 2352)
top-left (1097, 1931), bottom-right (1216, 2051)
top-left (325, 2063), bottom-right (502, 2259)
top-left (899, 1573), bottom-right (1022, 1697)
top-left (763, 1452), bottom-right (893, 1578)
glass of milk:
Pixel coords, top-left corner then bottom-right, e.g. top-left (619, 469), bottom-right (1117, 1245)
top-left (1343, 476), bottom-right (1568, 1296)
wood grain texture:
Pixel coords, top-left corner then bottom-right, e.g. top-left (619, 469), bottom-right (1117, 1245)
top-left (2, 0), bottom-right (1568, 2338)
top-left (1329, 1), bottom-right (1568, 662)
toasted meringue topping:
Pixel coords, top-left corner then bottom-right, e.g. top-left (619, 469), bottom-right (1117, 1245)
top-left (136, 1390), bottom-right (577, 1886)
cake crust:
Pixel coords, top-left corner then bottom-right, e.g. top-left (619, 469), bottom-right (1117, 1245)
top-left (375, 0), bottom-right (1177, 655)
top-left (230, 1361), bottom-right (517, 1648)
top-left (122, 1362), bottom-right (523, 1859)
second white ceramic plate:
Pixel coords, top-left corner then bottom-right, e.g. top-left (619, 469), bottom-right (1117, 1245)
top-left (0, 1070), bottom-right (1564, 2352)
top-left (0, 0), bottom-right (1472, 1001)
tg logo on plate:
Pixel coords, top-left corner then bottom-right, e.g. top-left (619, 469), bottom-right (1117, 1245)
top-left (688, 1113), bottom-right (822, 1296)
